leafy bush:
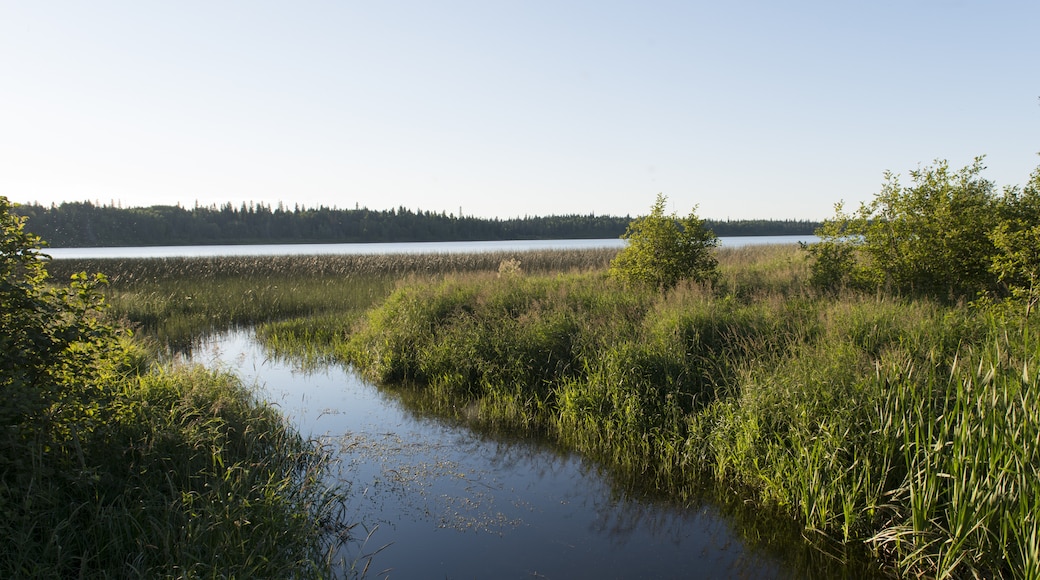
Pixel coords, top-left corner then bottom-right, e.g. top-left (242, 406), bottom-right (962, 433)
top-left (0, 195), bottom-right (127, 481)
top-left (609, 193), bottom-right (719, 289)
top-left (990, 165), bottom-right (1040, 314)
top-left (804, 157), bottom-right (1040, 307)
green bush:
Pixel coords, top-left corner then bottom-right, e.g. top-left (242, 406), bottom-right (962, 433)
top-left (990, 164), bottom-right (1040, 315)
top-left (609, 193), bottom-right (719, 289)
top-left (0, 195), bottom-right (128, 483)
top-left (804, 158), bottom-right (1008, 301)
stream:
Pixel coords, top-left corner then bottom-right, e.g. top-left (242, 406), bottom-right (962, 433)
top-left (188, 330), bottom-right (874, 579)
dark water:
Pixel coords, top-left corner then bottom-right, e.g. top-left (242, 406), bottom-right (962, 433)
top-left (189, 330), bottom-right (880, 579)
top-left (46, 235), bottom-right (818, 259)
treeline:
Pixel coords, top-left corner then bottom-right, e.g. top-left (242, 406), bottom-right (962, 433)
top-left (13, 201), bottom-right (819, 247)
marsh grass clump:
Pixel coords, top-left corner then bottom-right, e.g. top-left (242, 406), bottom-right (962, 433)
top-left (1, 365), bottom-right (349, 578)
top-left (343, 272), bottom-right (643, 415)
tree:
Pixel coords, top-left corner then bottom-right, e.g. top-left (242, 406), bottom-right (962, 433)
top-left (609, 193), bottom-right (719, 289)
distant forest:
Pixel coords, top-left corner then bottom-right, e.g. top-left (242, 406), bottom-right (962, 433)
top-left (13, 201), bottom-right (821, 248)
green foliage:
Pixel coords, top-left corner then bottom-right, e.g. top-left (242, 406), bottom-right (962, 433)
top-left (0, 196), bottom-right (348, 577)
top-left (343, 273), bottom-right (648, 417)
top-left (1, 365), bottom-right (347, 578)
top-left (330, 243), bottom-right (1040, 578)
top-left (609, 194), bottom-right (719, 289)
top-left (707, 306), bottom-right (1038, 578)
top-left (16, 200), bottom-right (635, 246)
top-left (0, 196), bottom-right (125, 481)
top-left (990, 165), bottom-right (1040, 315)
top-left (804, 157), bottom-right (1039, 304)
top-left (800, 207), bottom-right (860, 292)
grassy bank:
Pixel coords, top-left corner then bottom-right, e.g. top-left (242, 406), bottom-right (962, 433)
top-left (3, 197), bottom-right (351, 578)
top-left (326, 245), bottom-right (1036, 578)
top-left (49, 245), bottom-right (1039, 577)
top-left (2, 361), bottom-right (350, 578)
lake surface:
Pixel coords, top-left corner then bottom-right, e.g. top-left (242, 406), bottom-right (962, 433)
top-left (187, 330), bottom-right (873, 579)
top-left (46, 235), bottom-right (817, 259)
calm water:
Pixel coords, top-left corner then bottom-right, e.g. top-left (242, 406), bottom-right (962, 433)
top-left (46, 235), bottom-right (817, 259)
top-left (188, 330), bottom-right (873, 579)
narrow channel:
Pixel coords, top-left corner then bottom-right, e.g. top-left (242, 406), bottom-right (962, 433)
top-left (189, 330), bottom-right (869, 579)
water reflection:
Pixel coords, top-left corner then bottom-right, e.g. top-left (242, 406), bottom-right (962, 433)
top-left (188, 330), bottom-right (879, 579)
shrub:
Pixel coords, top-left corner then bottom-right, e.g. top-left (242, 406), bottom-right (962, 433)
top-left (990, 164), bottom-right (1040, 315)
top-left (0, 196), bottom-right (125, 480)
top-left (804, 157), bottom-right (1017, 302)
top-left (609, 193), bottom-right (719, 289)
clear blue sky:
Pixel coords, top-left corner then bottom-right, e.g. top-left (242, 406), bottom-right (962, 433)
top-left (2, 1), bottom-right (1037, 220)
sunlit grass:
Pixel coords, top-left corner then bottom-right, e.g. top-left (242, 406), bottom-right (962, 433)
top-left (45, 243), bottom-right (1040, 577)
top-left (47, 249), bottom-right (618, 349)
top-left (331, 246), bottom-right (1037, 579)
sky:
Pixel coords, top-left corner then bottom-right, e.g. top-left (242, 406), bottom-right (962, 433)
top-left (1, 1), bottom-right (1037, 221)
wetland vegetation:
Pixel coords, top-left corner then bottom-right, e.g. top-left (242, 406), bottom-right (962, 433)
top-left (1, 198), bottom-right (349, 578)
top-left (11, 157), bottom-right (1040, 578)
top-left (48, 247), bottom-right (1040, 578)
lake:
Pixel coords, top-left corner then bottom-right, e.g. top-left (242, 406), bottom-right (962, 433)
top-left (45, 235), bottom-right (817, 259)
top-left (187, 330), bottom-right (878, 579)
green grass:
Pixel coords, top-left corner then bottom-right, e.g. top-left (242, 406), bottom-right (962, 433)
top-left (327, 245), bottom-right (1038, 579)
top-left (47, 249), bottom-right (617, 349)
top-left (0, 361), bottom-right (351, 578)
top-left (46, 244), bottom-right (1040, 578)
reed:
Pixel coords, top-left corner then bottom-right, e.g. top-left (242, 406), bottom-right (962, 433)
top-left (45, 248), bottom-right (619, 285)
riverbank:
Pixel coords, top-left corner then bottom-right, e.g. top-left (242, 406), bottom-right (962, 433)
top-left (278, 245), bottom-right (1037, 578)
top-left (2, 363), bottom-right (349, 577)
top-left (0, 282), bottom-right (351, 577)
top-left (1, 196), bottom-right (349, 578)
top-left (48, 244), bottom-right (1040, 577)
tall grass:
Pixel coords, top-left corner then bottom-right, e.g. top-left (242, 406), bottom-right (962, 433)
top-left (47, 249), bottom-right (618, 348)
top-left (51, 244), bottom-right (1040, 577)
top-left (330, 245), bottom-right (1039, 578)
top-left (0, 364), bottom-right (350, 578)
